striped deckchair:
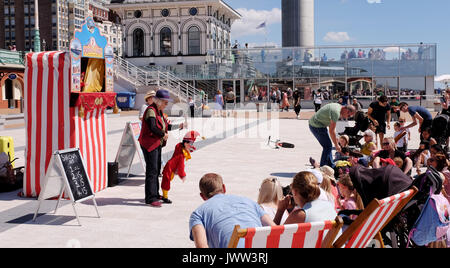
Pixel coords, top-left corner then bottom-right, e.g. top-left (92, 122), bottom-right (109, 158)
top-left (333, 187), bottom-right (418, 248)
top-left (228, 216), bottom-right (343, 248)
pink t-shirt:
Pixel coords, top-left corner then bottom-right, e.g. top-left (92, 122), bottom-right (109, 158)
top-left (340, 197), bottom-right (358, 220)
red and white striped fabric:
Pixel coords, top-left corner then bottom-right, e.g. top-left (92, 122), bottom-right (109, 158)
top-left (24, 52), bottom-right (71, 197)
top-left (24, 51), bottom-right (108, 197)
top-left (242, 221), bottom-right (336, 248)
top-left (344, 189), bottom-right (416, 248)
top-left (70, 107), bottom-right (108, 193)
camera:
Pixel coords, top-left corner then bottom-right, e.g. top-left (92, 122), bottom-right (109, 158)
top-left (282, 185), bottom-right (291, 197)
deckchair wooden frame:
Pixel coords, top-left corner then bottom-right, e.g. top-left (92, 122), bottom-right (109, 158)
top-left (333, 187), bottom-right (418, 248)
top-left (228, 216), bottom-right (344, 248)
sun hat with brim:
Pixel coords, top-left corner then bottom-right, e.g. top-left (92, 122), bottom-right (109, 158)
top-left (155, 89), bottom-right (173, 102)
top-left (320, 165), bottom-right (336, 183)
top-left (145, 90), bottom-right (156, 101)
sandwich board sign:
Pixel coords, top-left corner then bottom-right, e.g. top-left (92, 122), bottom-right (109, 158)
top-left (33, 148), bottom-right (100, 226)
top-left (115, 122), bottom-right (145, 177)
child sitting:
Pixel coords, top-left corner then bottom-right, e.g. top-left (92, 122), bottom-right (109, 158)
top-left (337, 174), bottom-right (364, 220)
top-left (357, 130), bottom-right (377, 167)
top-left (335, 146), bottom-right (351, 162)
top-left (394, 122), bottom-right (408, 153)
top-left (398, 118), bottom-right (410, 152)
top-left (360, 130), bottom-right (377, 157)
top-left (421, 127), bottom-right (437, 146)
top-left (393, 157), bottom-right (404, 170)
top-left (413, 141), bottom-right (431, 175)
top-left (335, 135), bottom-right (350, 160)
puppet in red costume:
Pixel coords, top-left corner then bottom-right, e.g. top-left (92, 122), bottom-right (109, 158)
top-left (161, 131), bottom-right (202, 204)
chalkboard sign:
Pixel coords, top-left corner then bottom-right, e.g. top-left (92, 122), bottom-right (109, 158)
top-left (58, 150), bottom-right (93, 201)
top-left (33, 148), bottom-right (100, 226)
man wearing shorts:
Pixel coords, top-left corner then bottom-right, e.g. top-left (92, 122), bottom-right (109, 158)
top-left (368, 95), bottom-right (391, 148)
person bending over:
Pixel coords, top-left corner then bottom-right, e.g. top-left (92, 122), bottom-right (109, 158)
top-left (398, 102), bottom-right (433, 133)
top-left (309, 104), bottom-right (356, 168)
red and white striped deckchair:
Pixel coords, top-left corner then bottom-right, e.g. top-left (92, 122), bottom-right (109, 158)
top-left (228, 216), bottom-right (343, 248)
top-left (333, 187), bottom-right (417, 248)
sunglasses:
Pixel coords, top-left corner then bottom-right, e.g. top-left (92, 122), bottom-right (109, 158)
top-left (382, 142), bottom-right (390, 146)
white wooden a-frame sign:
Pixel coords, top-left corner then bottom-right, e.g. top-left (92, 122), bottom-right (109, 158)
top-left (33, 149), bottom-right (100, 226)
top-left (115, 122), bottom-right (146, 177)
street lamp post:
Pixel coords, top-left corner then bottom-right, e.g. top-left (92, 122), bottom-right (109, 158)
top-left (33, 0), bottom-right (41, 52)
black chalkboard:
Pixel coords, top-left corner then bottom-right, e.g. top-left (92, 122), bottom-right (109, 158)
top-left (58, 150), bottom-right (93, 201)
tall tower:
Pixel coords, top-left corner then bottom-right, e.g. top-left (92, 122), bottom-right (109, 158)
top-left (282, 0), bottom-right (314, 48)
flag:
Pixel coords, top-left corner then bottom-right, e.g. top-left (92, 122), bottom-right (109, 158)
top-left (256, 21), bottom-right (266, 29)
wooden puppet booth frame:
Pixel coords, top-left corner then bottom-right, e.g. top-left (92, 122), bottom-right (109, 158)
top-left (23, 17), bottom-right (117, 197)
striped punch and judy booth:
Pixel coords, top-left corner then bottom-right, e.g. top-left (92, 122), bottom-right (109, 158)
top-left (23, 16), bottom-right (117, 197)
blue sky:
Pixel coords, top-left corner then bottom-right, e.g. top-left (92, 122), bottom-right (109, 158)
top-left (225, 0), bottom-right (450, 86)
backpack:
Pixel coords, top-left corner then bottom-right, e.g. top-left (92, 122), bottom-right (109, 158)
top-left (409, 193), bottom-right (450, 247)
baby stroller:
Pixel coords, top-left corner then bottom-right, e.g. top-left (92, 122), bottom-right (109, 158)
top-left (339, 111), bottom-right (372, 149)
top-left (345, 164), bottom-right (442, 248)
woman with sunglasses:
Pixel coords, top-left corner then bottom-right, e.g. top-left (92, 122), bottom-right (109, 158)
top-left (372, 137), bottom-right (413, 175)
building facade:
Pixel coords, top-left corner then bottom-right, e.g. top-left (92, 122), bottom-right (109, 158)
top-left (0, 49), bottom-right (25, 114)
top-left (97, 20), bottom-right (124, 57)
top-left (1, 0), bottom-right (72, 51)
top-left (108, 0), bottom-right (241, 66)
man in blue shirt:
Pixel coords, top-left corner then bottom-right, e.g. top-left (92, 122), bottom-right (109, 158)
top-left (189, 173), bottom-right (275, 248)
top-left (398, 102), bottom-right (433, 132)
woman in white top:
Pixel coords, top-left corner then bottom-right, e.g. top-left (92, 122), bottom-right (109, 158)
top-left (274, 171), bottom-right (337, 225)
top-left (257, 177), bottom-right (288, 226)
top-left (139, 90), bottom-right (156, 121)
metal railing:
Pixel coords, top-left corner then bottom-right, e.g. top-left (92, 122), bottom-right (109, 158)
top-left (0, 49), bottom-right (25, 66)
top-left (114, 56), bottom-right (202, 103)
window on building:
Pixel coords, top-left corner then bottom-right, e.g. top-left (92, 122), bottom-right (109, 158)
top-left (133, 28), bottom-right (144, 57)
top-left (160, 27), bottom-right (172, 56)
top-left (188, 26), bottom-right (200, 55)
top-left (161, 9), bottom-right (170, 17)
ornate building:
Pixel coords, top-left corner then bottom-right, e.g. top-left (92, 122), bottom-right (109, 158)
top-left (108, 0), bottom-right (241, 66)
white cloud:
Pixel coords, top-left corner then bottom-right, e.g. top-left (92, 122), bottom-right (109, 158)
top-left (323, 32), bottom-right (351, 43)
top-left (367, 0), bottom-right (382, 3)
top-left (231, 8), bottom-right (281, 38)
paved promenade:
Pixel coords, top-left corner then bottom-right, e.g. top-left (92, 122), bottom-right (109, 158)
top-left (0, 110), bottom-right (422, 248)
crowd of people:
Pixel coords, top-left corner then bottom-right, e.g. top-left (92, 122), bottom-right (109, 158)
top-left (187, 92), bottom-right (450, 248)
top-left (138, 87), bottom-right (449, 248)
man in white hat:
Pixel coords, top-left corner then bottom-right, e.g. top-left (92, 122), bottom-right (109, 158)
top-left (139, 90), bottom-right (156, 121)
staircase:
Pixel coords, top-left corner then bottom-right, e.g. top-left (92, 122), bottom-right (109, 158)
top-left (113, 56), bottom-right (201, 103)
